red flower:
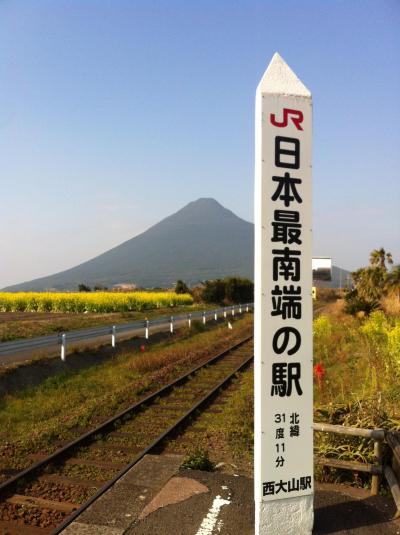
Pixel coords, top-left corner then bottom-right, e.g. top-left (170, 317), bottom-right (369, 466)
top-left (313, 363), bottom-right (325, 379)
top-left (140, 344), bottom-right (146, 352)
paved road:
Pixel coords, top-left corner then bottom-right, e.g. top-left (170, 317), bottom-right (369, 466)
top-left (0, 315), bottom-right (230, 367)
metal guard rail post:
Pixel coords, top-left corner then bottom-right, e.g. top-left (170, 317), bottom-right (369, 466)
top-left (0, 303), bottom-right (254, 361)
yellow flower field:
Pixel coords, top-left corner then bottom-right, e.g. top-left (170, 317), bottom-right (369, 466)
top-left (0, 291), bottom-right (193, 313)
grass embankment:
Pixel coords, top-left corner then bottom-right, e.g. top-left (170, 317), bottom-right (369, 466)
top-left (313, 302), bottom-right (400, 488)
top-left (0, 315), bottom-right (253, 478)
top-left (0, 304), bottom-right (212, 342)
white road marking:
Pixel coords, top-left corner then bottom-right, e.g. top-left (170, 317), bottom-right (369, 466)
top-left (194, 494), bottom-right (231, 535)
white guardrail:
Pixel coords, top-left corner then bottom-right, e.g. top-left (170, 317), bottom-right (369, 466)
top-left (0, 303), bottom-right (254, 362)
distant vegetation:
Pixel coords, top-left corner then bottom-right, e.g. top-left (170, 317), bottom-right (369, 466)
top-left (0, 276), bottom-right (254, 315)
top-left (171, 276), bottom-right (253, 305)
top-left (78, 283), bottom-right (92, 292)
top-left (194, 277), bottom-right (254, 305)
top-left (175, 280), bottom-right (190, 294)
top-left (345, 247), bottom-right (400, 315)
top-left (77, 283), bottom-right (109, 292)
top-left (0, 291), bottom-right (193, 313)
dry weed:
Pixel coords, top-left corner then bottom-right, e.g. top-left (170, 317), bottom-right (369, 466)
top-left (380, 293), bottom-right (400, 317)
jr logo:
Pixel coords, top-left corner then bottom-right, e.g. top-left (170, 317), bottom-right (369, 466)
top-left (270, 108), bottom-right (303, 131)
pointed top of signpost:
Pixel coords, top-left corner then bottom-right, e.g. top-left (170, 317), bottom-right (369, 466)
top-left (257, 52), bottom-right (311, 98)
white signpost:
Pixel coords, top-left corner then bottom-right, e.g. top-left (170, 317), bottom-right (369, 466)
top-left (255, 53), bottom-right (313, 534)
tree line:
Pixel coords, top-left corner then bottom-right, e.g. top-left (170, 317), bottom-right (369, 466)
top-left (175, 277), bottom-right (254, 305)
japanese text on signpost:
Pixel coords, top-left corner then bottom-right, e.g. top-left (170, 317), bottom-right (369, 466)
top-left (255, 65), bottom-right (313, 503)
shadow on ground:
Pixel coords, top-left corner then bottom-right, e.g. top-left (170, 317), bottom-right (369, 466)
top-left (314, 487), bottom-right (400, 535)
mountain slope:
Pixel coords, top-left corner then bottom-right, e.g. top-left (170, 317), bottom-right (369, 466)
top-left (4, 198), bottom-right (254, 291)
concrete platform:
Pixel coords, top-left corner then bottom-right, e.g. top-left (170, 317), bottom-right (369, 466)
top-left (126, 469), bottom-right (254, 535)
top-left (61, 454), bottom-right (185, 535)
top-left (61, 454), bottom-right (400, 535)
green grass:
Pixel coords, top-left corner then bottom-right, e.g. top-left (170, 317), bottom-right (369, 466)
top-left (182, 448), bottom-right (215, 471)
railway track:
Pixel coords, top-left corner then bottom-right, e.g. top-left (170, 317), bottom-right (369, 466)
top-left (0, 336), bottom-right (253, 535)
top-left (313, 304), bottom-right (328, 316)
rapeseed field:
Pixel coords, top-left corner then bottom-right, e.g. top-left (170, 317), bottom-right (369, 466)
top-left (0, 291), bottom-right (193, 313)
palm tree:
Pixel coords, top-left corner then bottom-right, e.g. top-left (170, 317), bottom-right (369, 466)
top-left (370, 248), bottom-right (393, 270)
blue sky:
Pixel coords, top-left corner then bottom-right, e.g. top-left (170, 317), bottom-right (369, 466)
top-left (1, 0), bottom-right (399, 287)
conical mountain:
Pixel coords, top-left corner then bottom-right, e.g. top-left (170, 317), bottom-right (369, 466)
top-left (3, 198), bottom-right (254, 291)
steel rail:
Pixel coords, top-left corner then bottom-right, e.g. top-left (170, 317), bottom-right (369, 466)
top-left (313, 304), bottom-right (328, 316)
top-left (0, 303), bottom-right (253, 358)
top-left (50, 349), bottom-right (254, 534)
top-left (0, 335), bottom-right (253, 496)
